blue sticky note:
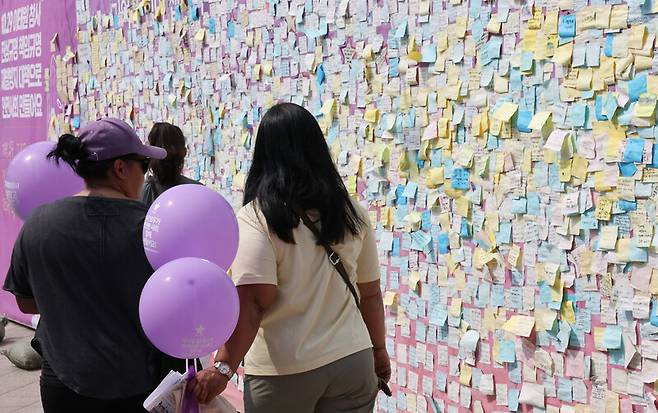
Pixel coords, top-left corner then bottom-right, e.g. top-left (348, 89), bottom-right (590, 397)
top-left (569, 103), bottom-right (587, 128)
top-left (491, 284), bottom-right (505, 307)
top-left (460, 220), bottom-right (471, 237)
top-left (421, 210), bottom-right (431, 231)
top-left (227, 20), bottom-right (235, 38)
top-left (602, 325), bottom-right (623, 349)
top-left (395, 21), bottom-right (407, 38)
top-left (316, 64), bottom-right (326, 86)
top-left (580, 209), bottom-right (598, 229)
top-left (209, 17), bottom-right (216, 34)
top-left (471, 19), bottom-right (484, 42)
top-left (71, 116), bottom-right (81, 129)
top-left (618, 162), bottom-right (637, 177)
top-left (520, 52), bottom-right (533, 72)
top-left (516, 110), bottom-right (532, 132)
top-left (476, 283), bottom-right (490, 308)
top-left (650, 298), bottom-right (658, 327)
top-left (618, 200), bottom-right (637, 211)
top-left (496, 221), bottom-right (512, 244)
top-left (388, 58), bottom-right (400, 77)
top-left (629, 75), bottom-right (647, 102)
top-left (628, 240), bottom-right (648, 262)
top-left (486, 36), bottom-right (502, 60)
top-left (429, 306), bottom-right (448, 326)
top-left (623, 138), bottom-right (645, 162)
top-left (595, 95), bottom-right (608, 121)
top-left (403, 182), bottom-right (418, 198)
top-left (604, 34), bottom-right (614, 57)
top-left (499, 340), bottom-right (516, 362)
top-left (508, 388), bottom-right (520, 411)
top-left (392, 237), bottom-right (401, 256)
top-left (511, 197), bottom-right (527, 213)
top-left (604, 94), bottom-right (619, 119)
top-left (438, 232), bottom-right (450, 254)
top-left (559, 14), bottom-right (576, 38)
top-left (451, 168), bottom-right (470, 189)
top-left (421, 44), bottom-right (437, 63)
top-left (558, 378), bottom-right (573, 402)
top-left (487, 134), bottom-right (499, 150)
top-left (527, 192), bottom-right (540, 216)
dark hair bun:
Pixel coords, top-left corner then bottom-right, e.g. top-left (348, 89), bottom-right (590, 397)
top-left (47, 133), bottom-right (87, 167)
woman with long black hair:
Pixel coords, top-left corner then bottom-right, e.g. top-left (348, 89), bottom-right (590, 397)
top-left (189, 103), bottom-right (390, 412)
top-left (140, 122), bottom-right (200, 207)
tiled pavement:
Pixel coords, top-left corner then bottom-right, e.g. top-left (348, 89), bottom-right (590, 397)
top-left (0, 322), bottom-right (42, 413)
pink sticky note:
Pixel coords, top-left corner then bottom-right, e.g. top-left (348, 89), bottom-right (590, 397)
top-left (565, 349), bottom-right (584, 378)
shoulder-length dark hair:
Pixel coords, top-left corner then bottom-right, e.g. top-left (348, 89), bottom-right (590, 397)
top-left (244, 102), bottom-right (364, 245)
top-left (148, 122), bottom-right (186, 185)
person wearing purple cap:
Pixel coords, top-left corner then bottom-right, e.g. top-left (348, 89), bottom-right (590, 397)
top-left (3, 118), bottom-right (174, 412)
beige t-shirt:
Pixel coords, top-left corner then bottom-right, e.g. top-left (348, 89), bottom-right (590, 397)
top-left (230, 201), bottom-right (380, 376)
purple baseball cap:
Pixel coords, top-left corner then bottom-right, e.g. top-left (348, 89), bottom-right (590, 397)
top-left (79, 118), bottom-right (167, 161)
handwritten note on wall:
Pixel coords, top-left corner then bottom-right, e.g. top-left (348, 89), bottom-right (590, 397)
top-left (46, 0), bottom-right (658, 411)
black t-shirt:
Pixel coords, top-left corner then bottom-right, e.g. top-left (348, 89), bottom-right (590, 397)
top-left (3, 197), bottom-right (164, 399)
top-left (140, 175), bottom-right (201, 208)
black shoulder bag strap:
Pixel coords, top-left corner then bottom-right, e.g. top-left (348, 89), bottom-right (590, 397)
top-left (292, 205), bottom-right (360, 310)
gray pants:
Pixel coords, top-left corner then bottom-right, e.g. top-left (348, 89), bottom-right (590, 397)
top-left (244, 349), bottom-right (378, 413)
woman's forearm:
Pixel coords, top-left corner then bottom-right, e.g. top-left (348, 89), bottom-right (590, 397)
top-left (359, 293), bottom-right (387, 349)
top-left (214, 285), bottom-right (276, 371)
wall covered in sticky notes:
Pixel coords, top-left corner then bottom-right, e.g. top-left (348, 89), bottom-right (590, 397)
top-left (43, 0), bottom-right (658, 411)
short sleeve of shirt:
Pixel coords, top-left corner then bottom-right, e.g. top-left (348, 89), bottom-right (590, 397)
top-left (356, 207), bottom-right (381, 284)
top-left (3, 224), bottom-right (34, 298)
top-left (231, 204), bottom-right (278, 286)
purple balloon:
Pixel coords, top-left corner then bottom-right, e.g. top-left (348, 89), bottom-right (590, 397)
top-left (139, 257), bottom-right (240, 359)
top-left (143, 184), bottom-right (239, 270)
top-left (4, 141), bottom-right (84, 220)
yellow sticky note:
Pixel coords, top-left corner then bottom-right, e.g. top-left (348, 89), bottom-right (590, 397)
top-left (595, 198), bottom-right (613, 220)
top-left (561, 300), bottom-right (577, 325)
top-left (194, 28), bottom-right (206, 42)
top-left (529, 111), bottom-right (552, 130)
top-left (460, 363), bottom-right (472, 386)
top-left (535, 308), bottom-right (557, 331)
top-left (605, 390), bottom-right (619, 413)
top-left (650, 269), bottom-right (658, 295)
top-left (454, 268), bottom-right (466, 291)
top-left (493, 102), bottom-right (518, 122)
top-left (502, 315), bottom-right (535, 337)
top-left (545, 10), bottom-right (559, 34)
top-left (609, 5), bottom-right (628, 29)
top-left (437, 31), bottom-right (449, 52)
top-left (553, 42), bottom-right (574, 66)
top-left (635, 94), bottom-right (657, 118)
top-left (455, 196), bottom-right (470, 217)
top-left (409, 271), bottom-right (421, 290)
top-left (450, 298), bottom-right (462, 317)
top-left (364, 108), bottom-right (380, 123)
top-left (427, 167), bottom-right (445, 187)
top-left (383, 291), bottom-right (398, 306)
top-left (572, 156), bottom-right (589, 181)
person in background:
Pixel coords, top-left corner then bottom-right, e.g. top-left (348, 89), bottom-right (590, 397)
top-left (141, 122), bottom-right (200, 207)
top-left (189, 103), bottom-right (391, 412)
top-left (3, 118), bottom-right (169, 413)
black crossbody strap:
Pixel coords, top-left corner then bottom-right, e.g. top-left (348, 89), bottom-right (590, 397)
top-left (292, 205), bottom-right (360, 310)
